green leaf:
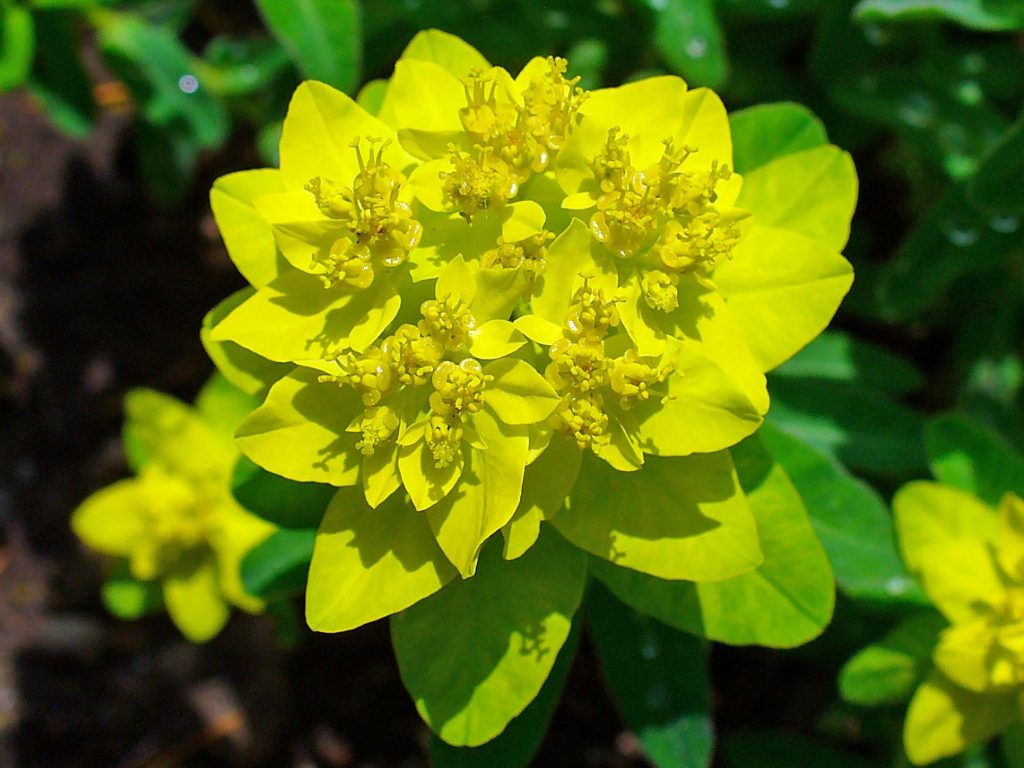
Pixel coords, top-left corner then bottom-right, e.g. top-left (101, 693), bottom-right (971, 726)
top-left (839, 611), bottom-right (946, 706)
top-left (873, 188), bottom-right (1019, 322)
top-left (767, 377), bottom-right (927, 479)
top-left (391, 528), bottom-right (587, 747)
top-left (133, 119), bottom-right (197, 207)
top-left (200, 35), bottom-right (293, 97)
top-left (758, 422), bottom-right (924, 604)
top-left (306, 486), bottom-right (457, 633)
top-left (240, 528), bottom-right (315, 599)
top-left (554, 451), bottom-right (761, 582)
top-left (969, 117), bottom-right (1024, 213)
top-left (853, 0), bottom-right (1024, 31)
top-left (231, 455), bottom-right (335, 529)
top-left (1003, 722), bottom-right (1024, 768)
top-left (773, 331), bottom-right (924, 396)
top-left (26, 11), bottom-right (94, 137)
top-left (255, 0), bottom-right (361, 92)
top-left (101, 560), bottom-right (163, 619)
top-left (592, 434), bottom-right (834, 648)
top-left (723, 730), bottom-right (878, 768)
top-left (644, 0), bottom-right (728, 88)
top-left (256, 119), bottom-right (282, 167)
top-left (588, 583), bottom-right (714, 768)
top-left (429, 618), bottom-right (582, 768)
top-left (98, 12), bottom-right (228, 148)
top-left (729, 102), bottom-right (828, 175)
top-left (565, 38), bottom-right (608, 90)
top-left (925, 412), bottom-right (1024, 506)
top-left (0, 1), bottom-right (34, 91)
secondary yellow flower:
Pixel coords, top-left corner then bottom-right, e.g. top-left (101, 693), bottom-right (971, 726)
top-left (71, 378), bottom-right (273, 642)
top-left (896, 482), bottom-right (1024, 764)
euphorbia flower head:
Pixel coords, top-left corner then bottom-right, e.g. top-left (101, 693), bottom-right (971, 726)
top-left (204, 30), bottom-right (855, 746)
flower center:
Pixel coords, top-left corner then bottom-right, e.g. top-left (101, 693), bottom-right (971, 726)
top-left (588, 129), bottom-right (742, 313)
top-left (305, 137), bottom-right (423, 288)
top-left (480, 230), bottom-right (553, 296)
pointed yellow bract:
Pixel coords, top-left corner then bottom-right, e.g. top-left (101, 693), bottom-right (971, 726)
top-left (72, 378), bottom-right (273, 642)
top-left (204, 30), bottom-right (853, 644)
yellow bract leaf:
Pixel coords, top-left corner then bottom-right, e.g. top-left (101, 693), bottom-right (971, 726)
top-left (894, 481), bottom-right (1004, 623)
top-left (306, 487), bottom-right (457, 633)
top-left (904, 671), bottom-right (1018, 765)
top-left (210, 169), bottom-right (287, 288)
top-left (713, 225), bottom-right (854, 372)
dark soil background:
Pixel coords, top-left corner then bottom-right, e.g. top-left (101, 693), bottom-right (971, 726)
top-left (0, 87), bottom-right (861, 768)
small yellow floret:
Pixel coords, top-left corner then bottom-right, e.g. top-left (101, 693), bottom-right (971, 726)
top-left (420, 295), bottom-right (475, 351)
top-left (440, 146), bottom-right (519, 218)
top-left (305, 137), bottom-right (423, 287)
top-left (354, 406), bottom-right (400, 456)
top-left (609, 349), bottom-right (672, 410)
top-left (481, 230), bottom-right (552, 295)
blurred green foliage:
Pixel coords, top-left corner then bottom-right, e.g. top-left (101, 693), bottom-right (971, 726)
top-left (8, 0), bottom-right (1023, 764)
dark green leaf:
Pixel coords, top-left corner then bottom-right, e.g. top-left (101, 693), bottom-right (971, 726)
top-left (759, 422), bottom-right (925, 604)
top-left (925, 413), bottom-right (1024, 505)
top-left (200, 35), bottom-right (293, 97)
top-left (969, 117), bottom-right (1024, 213)
top-left (718, 0), bottom-right (826, 17)
top-left (643, 0), bottom-right (728, 88)
top-left (133, 118), bottom-right (197, 206)
top-left (588, 584), bottom-right (713, 768)
top-left (853, 0), bottom-right (1024, 31)
top-left (839, 611), bottom-right (945, 706)
top-left (723, 730), bottom-right (877, 768)
top-left (98, 12), bottom-right (228, 148)
top-left (429, 618), bottom-right (581, 768)
top-left (873, 189), bottom-right (1020, 322)
top-left (729, 102), bottom-right (828, 175)
top-left (231, 455), bottom-right (335, 529)
top-left (240, 528), bottom-right (315, 599)
top-left (255, 0), bottom-right (361, 92)
top-left (26, 11), bottom-right (95, 138)
top-left (774, 331), bottom-right (924, 395)
top-left (767, 378), bottom-right (927, 478)
top-left (0, 1), bottom-right (35, 91)
top-left (102, 561), bottom-right (163, 619)
top-left (1003, 723), bottom-right (1024, 768)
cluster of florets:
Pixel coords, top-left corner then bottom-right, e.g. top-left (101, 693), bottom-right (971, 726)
top-left (589, 130), bottom-right (741, 313)
top-left (306, 138), bottom-right (424, 288)
top-left (545, 284), bottom-right (670, 451)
